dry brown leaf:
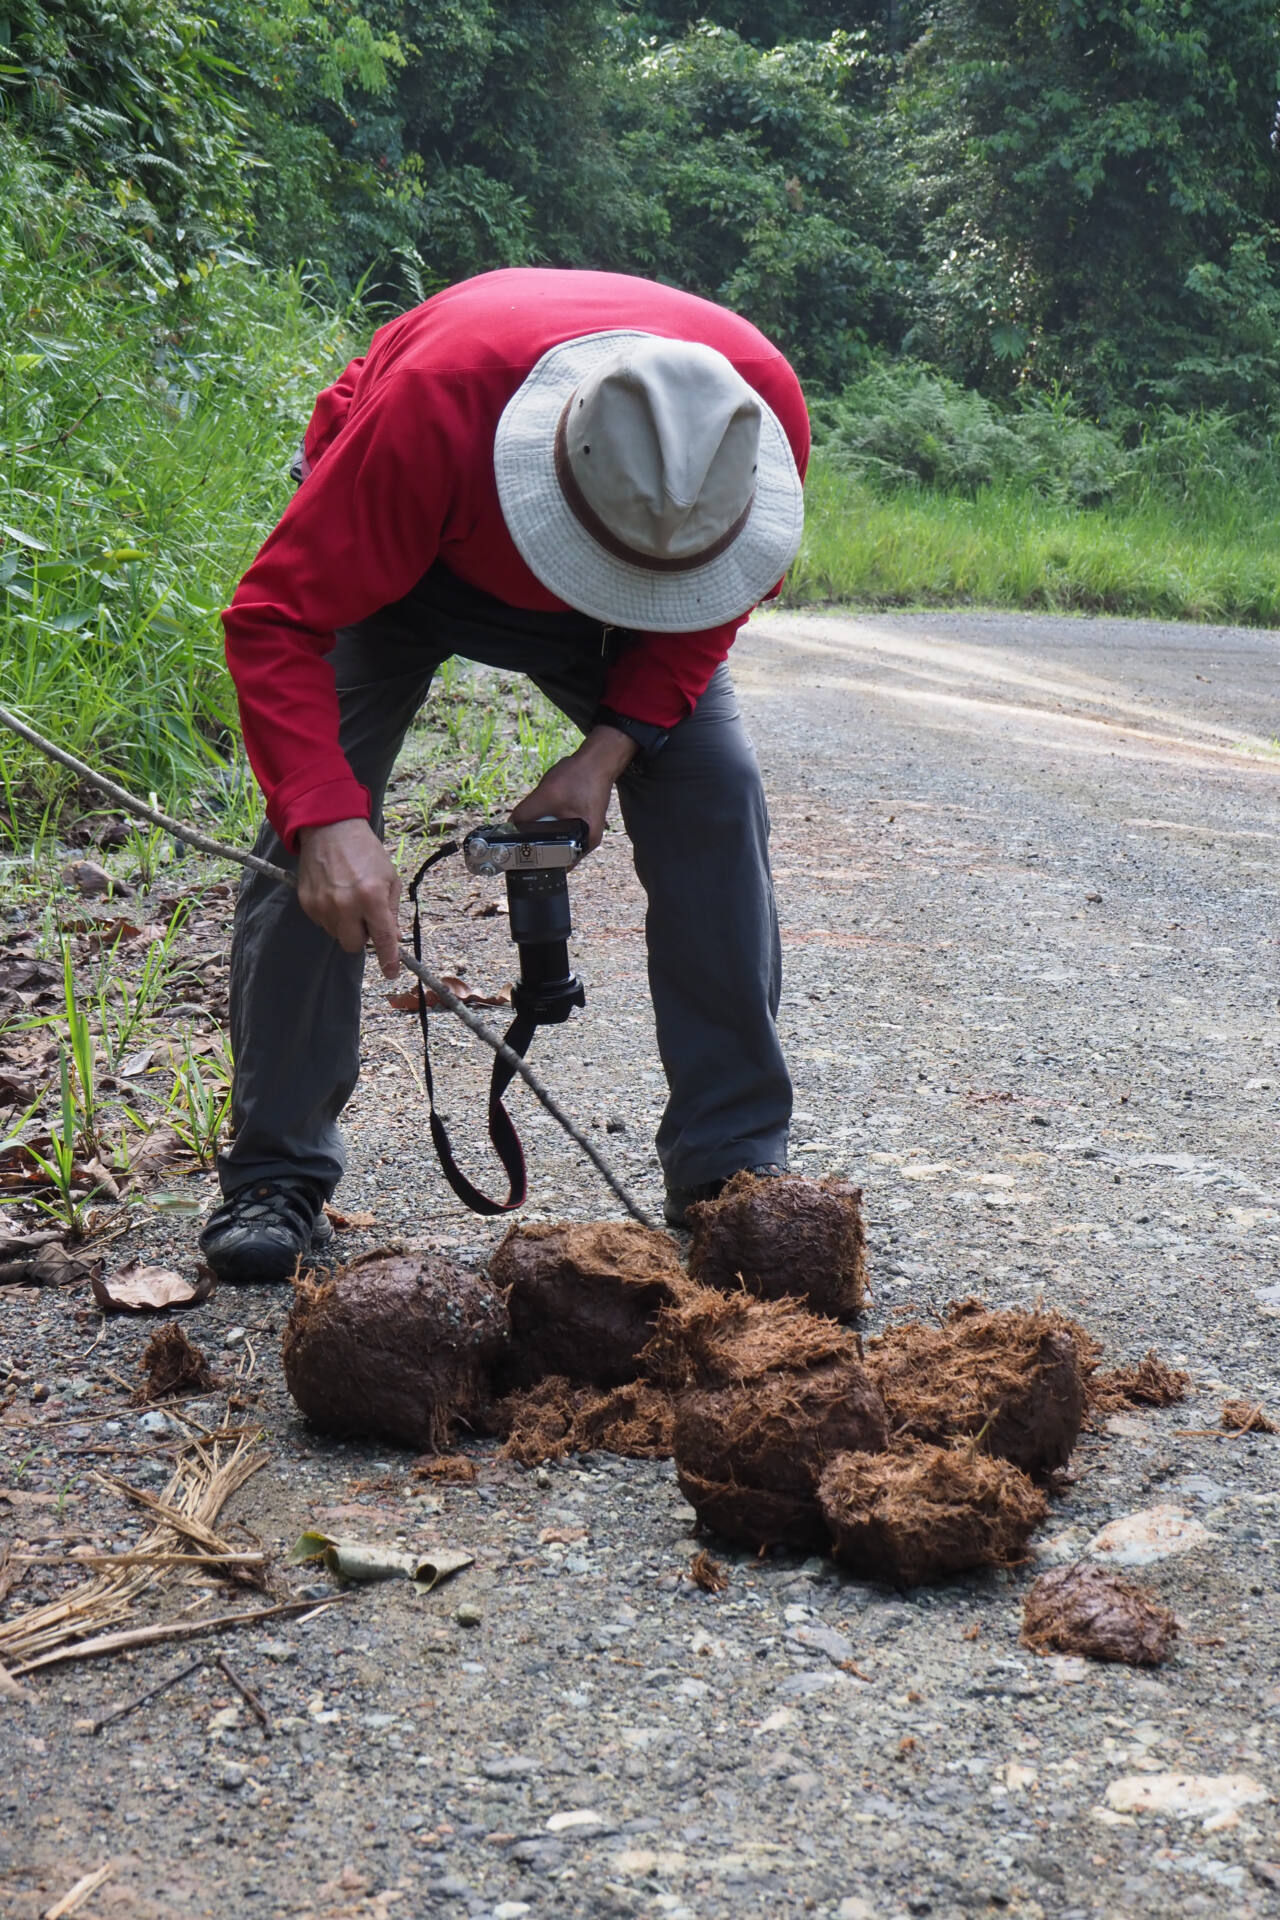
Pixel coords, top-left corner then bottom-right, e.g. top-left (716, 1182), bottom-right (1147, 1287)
top-left (58, 860), bottom-right (134, 899)
top-left (77, 1157), bottom-right (122, 1203)
top-left (386, 975), bottom-right (512, 1013)
top-left (323, 1202), bottom-right (378, 1231)
top-left (124, 1125), bottom-right (187, 1184)
top-left (91, 1262), bottom-right (214, 1313)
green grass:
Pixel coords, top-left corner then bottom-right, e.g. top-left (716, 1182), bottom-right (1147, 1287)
top-left (0, 130), bottom-right (357, 838)
top-left (787, 451), bottom-right (1280, 626)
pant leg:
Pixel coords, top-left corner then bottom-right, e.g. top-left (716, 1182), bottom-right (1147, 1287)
top-left (218, 619), bottom-right (444, 1197)
top-left (515, 648), bottom-right (792, 1189)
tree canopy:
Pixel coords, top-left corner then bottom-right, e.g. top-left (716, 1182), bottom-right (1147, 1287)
top-left (2, 0), bottom-right (1278, 412)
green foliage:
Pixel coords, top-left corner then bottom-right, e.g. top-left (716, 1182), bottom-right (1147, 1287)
top-left (0, 124), bottom-right (353, 823)
top-left (610, 24), bottom-right (913, 386)
top-left (903, 0), bottom-right (1280, 411)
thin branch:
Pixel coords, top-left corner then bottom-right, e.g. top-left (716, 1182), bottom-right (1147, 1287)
top-left (0, 701), bottom-right (657, 1226)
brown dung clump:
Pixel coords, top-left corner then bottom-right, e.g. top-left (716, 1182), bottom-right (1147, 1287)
top-left (818, 1442), bottom-right (1048, 1587)
top-left (491, 1220), bottom-right (685, 1388)
top-left (135, 1323), bottom-right (218, 1402)
top-left (864, 1299), bottom-right (1087, 1477)
top-left (281, 1249), bottom-right (508, 1451)
top-left (1021, 1561), bottom-right (1177, 1665)
top-left (689, 1550), bottom-right (729, 1593)
top-left (1088, 1351), bottom-right (1191, 1413)
top-left (496, 1376), bottom-right (674, 1465)
top-left (686, 1171), bottom-right (867, 1319)
top-left (660, 1288), bottom-right (889, 1550)
top-left (1220, 1398), bottom-right (1280, 1435)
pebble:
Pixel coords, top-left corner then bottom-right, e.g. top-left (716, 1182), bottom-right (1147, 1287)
top-left (493, 1905), bottom-right (533, 1919)
top-left (222, 1326), bottom-right (247, 1347)
top-left (786, 1621), bottom-right (855, 1664)
top-left (255, 1640), bottom-right (297, 1662)
top-left (1105, 1772), bottom-right (1267, 1828)
top-left (455, 1603), bottom-right (483, 1628)
top-left (218, 1762), bottom-right (246, 1791)
top-left (137, 1410), bottom-right (170, 1435)
top-left (1088, 1505), bottom-right (1211, 1567)
top-left (837, 1901), bottom-right (877, 1920)
top-left (546, 1809), bottom-right (604, 1833)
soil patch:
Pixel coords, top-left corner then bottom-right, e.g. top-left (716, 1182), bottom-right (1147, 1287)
top-left (281, 1249), bottom-right (508, 1451)
top-left (818, 1442), bottom-right (1048, 1587)
top-left (864, 1299), bottom-right (1087, 1477)
top-left (491, 1220), bottom-right (685, 1388)
top-left (686, 1171), bottom-right (867, 1319)
top-left (1021, 1560), bottom-right (1178, 1665)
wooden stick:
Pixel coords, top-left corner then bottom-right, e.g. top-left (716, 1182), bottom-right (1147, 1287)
top-left (0, 700), bottom-right (657, 1227)
top-left (215, 1651), bottom-right (272, 1736)
top-left (91, 1657), bottom-right (205, 1733)
top-left (43, 1861), bottom-right (114, 1919)
top-left (14, 1594), bottom-right (348, 1675)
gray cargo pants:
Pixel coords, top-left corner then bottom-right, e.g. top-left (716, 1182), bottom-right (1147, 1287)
top-left (218, 563), bottom-right (791, 1200)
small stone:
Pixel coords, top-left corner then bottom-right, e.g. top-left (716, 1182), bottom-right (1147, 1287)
top-left (534, 1467), bottom-right (552, 1489)
top-left (30, 1382), bottom-right (48, 1403)
top-left (207, 1706), bottom-right (240, 1734)
top-left (219, 1761), bottom-right (247, 1790)
top-left (1087, 1506), bottom-right (1210, 1568)
top-left (223, 1326), bottom-right (247, 1348)
top-left (837, 1901), bottom-right (877, 1920)
top-left (494, 1905), bottom-right (533, 1919)
top-left (137, 1409), bottom-right (170, 1435)
top-left (455, 1603), bottom-right (482, 1629)
top-left (786, 1622), bottom-right (855, 1665)
top-left (546, 1809), bottom-right (605, 1834)
top-left (1104, 1772), bottom-right (1267, 1826)
top-left (255, 1640), bottom-right (297, 1662)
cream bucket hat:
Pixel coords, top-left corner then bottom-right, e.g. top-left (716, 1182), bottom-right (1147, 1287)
top-left (494, 330), bottom-right (804, 631)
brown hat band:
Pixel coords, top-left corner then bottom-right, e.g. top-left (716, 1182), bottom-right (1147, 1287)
top-left (553, 397), bottom-right (755, 576)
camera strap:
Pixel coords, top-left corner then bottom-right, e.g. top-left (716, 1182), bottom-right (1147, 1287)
top-left (407, 842), bottom-right (531, 1215)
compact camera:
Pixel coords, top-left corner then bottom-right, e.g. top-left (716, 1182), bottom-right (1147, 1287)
top-left (461, 818), bottom-right (589, 1026)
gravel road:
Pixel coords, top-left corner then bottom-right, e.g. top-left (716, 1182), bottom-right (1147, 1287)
top-left (4, 606), bottom-right (1280, 1920)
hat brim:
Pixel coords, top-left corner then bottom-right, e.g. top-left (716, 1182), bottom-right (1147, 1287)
top-left (494, 330), bottom-right (804, 633)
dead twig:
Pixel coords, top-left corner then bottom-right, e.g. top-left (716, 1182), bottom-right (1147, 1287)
top-left (0, 700), bottom-right (657, 1227)
top-left (215, 1651), bottom-right (272, 1736)
top-left (43, 1861), bottom-right (115, 1920)
top-left (91, 1656), bottom-right (205, 1734)
top-left (14, 1594), bottom-right (348, 1675)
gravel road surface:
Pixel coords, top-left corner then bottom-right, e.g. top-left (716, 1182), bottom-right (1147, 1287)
top-left (4, 607), bottom-right (1280, 1920)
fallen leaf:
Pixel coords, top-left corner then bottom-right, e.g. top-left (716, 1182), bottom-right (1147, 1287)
top-left (117, 1046), bottom-right (158, 1078)
top-left (0, 1071), bottom-right (36, 1108)
top-left (91, 1262), bottom-right (214, 1312)
top-left (286, 1530), bottom-right (473, 1593)
top-left (0, 1239), bottom-right (100, 1288)
top-left (77, 1156), bottom-right (122, 1203)
top-left (387, 975), bottom-right (512, 1013)
top-left (323, 1202), bottom-right (377, 1231)
top-left (124, 1125), bottom-right (187, 1184)
top-left (58, 860), bottom-right (134, 899)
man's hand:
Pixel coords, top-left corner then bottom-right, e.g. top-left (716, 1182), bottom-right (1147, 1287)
top-left (510, 725), bottom-right (639, 850)
top-left (296, 818), bottom-right (402, 979)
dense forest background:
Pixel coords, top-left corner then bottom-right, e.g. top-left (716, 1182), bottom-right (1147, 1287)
top-left (4, 2), bottom-right (1280, 809)
top-left (6, 0), bottom-right (1280, 412)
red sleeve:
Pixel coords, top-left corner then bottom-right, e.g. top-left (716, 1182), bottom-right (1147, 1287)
top-left (223, 370), bottom-right (452, 851)
top-left (600, 357), bottom-right (809, 727)
top-left (304, 355), bottom-right (365, 466)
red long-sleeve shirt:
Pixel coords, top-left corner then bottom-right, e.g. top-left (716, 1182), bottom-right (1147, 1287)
top-left (223, 268), bottom-right (810, 850)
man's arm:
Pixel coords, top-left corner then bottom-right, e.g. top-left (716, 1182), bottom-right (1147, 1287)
top-left (510, 724), bottom-right (639, 848)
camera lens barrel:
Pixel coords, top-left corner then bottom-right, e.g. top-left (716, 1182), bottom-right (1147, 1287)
top-left (505, 869), bottom-right (585, 1026)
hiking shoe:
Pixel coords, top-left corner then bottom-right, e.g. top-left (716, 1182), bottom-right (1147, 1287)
top-left (663, 1162), bottom-right (786, 1230)
top-left (200, 1177), bottom-right (333, 1283)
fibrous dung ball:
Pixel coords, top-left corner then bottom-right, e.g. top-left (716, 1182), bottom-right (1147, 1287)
top-left (818, 1442), bottom-right (1048, 1587)
top-left (491, 1220), bottom-right (685, 1388)
top-left (864, 1299), bottom-right (1088, 1477)
top-left (654, 1286), bottom-right (888, 1551)
top-left (282, 1249), bottom-right (508, 1450)
top-left (1021, 1560), bottom-right (1177, 1665)
top-left (687, 1171), bottom-right (867, 1320)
